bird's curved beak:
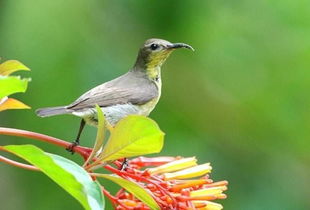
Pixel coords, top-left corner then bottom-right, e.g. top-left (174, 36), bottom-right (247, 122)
top-left (167, 43), bottom-right (194, 51)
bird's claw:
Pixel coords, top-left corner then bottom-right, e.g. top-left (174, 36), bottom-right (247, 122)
top-left (66, 141), bottom-right (79, 154)
top-left (120, 158), bottom-right (129, 171)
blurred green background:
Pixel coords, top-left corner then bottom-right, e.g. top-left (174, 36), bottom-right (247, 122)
top-left (1, 0), bottom-right (309, 209)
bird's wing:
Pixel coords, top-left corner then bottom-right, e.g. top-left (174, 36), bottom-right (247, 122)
top-left (67, 71), bottom-right (158, 110)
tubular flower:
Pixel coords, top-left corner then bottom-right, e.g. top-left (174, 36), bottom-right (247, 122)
top-left (0, 114), bottom-right (228, 209)
top-left (108, 156), bottom-right (228, 209)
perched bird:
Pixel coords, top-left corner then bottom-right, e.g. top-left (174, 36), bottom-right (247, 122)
top-left (36, 38), bottom-right (193, 151)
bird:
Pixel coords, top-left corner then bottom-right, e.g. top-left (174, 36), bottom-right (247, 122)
top-left (36, 38), bottom-right (194, 152)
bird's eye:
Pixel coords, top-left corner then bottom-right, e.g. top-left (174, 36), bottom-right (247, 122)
top-left (150, 44), bottom-right (159, 50)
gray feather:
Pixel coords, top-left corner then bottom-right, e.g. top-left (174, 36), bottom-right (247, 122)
top-left (67, 70), bottom-right (158, 110)
top-left (36, 106), bottom-right (72, 117)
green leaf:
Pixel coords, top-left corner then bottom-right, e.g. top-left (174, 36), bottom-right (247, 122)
top-left (83, 105), bottom-right (106, 167)
top-left (4, 145), bottom-right (105, 210)
top-left (95, 174), bottom-right (160, 210)
top-left (0, 60), bottom-right (30, 76)
top-left (99, 115), bottom-right (164, 161)
top-left (0, 76), bottom-right (30, 98)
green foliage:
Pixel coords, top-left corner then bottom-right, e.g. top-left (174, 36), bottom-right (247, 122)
top-left (83, 105), bottom-right (106, 167)
top-left (96, 174), bottom-right (160, 210)
top-left (85, 106), bottom-right (165, 171)
top-left (0, 76), bottom-right (30, 99)
top-left (4, 145), bottom-right (105, 210)
top-left (99, 115), bottom-right (165, 161)
top-left (2, 1), bottom-right (310, 209)
top-left (1, 103), bottom-right (165, 209)
top-left (83, 109), bottom-right (165, 208)
top-left (0, 60), bottom-right (31, 111)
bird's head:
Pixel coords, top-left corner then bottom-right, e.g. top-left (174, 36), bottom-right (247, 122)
top-left (134, 38), bottom-right (194, 70)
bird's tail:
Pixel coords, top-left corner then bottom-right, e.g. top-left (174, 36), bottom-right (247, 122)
top-left (36, 106), bottom-right (73, 117)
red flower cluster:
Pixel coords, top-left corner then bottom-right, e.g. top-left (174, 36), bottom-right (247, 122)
top-left (0, 127), bottom-right (228, 209)
top-left (104, 156), bottom-right (228, 209)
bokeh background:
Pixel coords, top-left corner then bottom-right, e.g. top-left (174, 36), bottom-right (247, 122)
top-left (1, 0), bottom-right (309, 209)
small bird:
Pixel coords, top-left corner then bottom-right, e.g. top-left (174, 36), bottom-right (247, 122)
top-left (36, 38), bottom-right (193, 152)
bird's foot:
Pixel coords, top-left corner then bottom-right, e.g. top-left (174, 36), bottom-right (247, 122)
top-left (120, 158), bottom-right (129, 171)
top-left (66, 140), bottom-right (79, 154)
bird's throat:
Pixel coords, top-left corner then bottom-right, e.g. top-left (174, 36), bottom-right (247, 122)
top-left (146, 66), bottom-right (161, 81)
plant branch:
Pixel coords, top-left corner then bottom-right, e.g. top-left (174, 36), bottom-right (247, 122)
top-left (0, 127), bottom-right (92, 159)
top-left (0, 153), bottom-right (39, 171)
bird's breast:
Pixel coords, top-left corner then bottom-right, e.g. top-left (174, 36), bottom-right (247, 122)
top-left (74, 104), bottom-right (141, 127)
top-left (138, 77), bottom-right (162, 116)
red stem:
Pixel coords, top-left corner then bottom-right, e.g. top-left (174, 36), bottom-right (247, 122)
top-left (0, 154), bottom-right (39, 171)
top-left (0, 127), bottom-right (177, 208)
top-left (104, 165), bottom-right (176, 208)
top-left (0, 127), bottom-right (92, 159)
top-left (102, 187), bottom-right (136, 209)
top-left (101, 187), bottom-right (117, 209)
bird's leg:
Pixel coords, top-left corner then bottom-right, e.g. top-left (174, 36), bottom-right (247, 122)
top-left (120, 158), bottom-right (129, 171)
top-left (66, 119), bottom-right (86, 154)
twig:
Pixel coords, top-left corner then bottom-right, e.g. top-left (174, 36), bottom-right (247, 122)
top-left (0, 127), bottom-right (92, 159)
top-left (0, 153), bottom-right (39, 171)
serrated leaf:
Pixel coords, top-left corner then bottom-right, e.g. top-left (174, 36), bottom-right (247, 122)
top-left (4, 145), bottom-right (105, 210)
top-left (83, 105), bottom-right (106, 167)
top-left (95, 174), bottom-right (160, 210)
top-left (0, 97), bottom-right (30, 111)
top-left (99, 115), bottom-right (164, 161)
top-left (0, 60), bottom-right (30, 76)
top-left (0, 76), bottom-right (30, 98)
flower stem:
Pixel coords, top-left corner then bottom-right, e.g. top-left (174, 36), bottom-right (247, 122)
top-left (101, 186), bottom-right (117, 209)
top-left (104, 165), bottom-right (176, 207)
